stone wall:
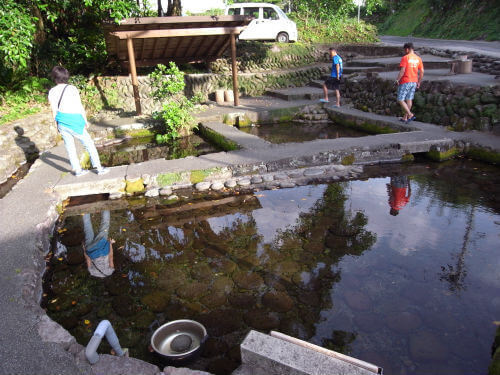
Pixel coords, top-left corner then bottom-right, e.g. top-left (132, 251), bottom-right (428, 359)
top-left (343, 74), bottom-right (500, 131)
top-left (0, 112), bottom-right (58, 183)
top-left (93, 65), bottom-right (330, 114)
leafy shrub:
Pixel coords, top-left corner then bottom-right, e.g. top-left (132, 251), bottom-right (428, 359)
top-left (149, 62), bottom-right (199, 142)
top-left (0, 77), bottom-right (51, 125)
top-left (291, 15), bottom-right (378, 43)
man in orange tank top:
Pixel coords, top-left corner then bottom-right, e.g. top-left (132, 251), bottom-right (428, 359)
top-left (395, 43), bottom-right (424, 123)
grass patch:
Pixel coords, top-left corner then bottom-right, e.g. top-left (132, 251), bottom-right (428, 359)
top-left (292, 16), bottom-right (379, 43)
top-left (379, 0), bottom-right (500, 41)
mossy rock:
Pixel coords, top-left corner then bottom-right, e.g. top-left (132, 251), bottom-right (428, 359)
top-left (176, 281), bottom-right (209, 300)
top-left (244, 309), bottom-right (280, 331)
top-left (125, 178), bottom-right (145, 194)
top-left (133, 310), bottom-right (156, 329)
top-left (262, 291), bottom-right (294, 313)
top-left (401, 153), bottom-right (415, 163)
top-left (425, 147), bottom-right (460, 162)
top-left (232, 270), bottom-right (264, 290)
top-left (466, 147), bottom-right (500, 165)
top-left (112, 295), bottom-right (136, 317)
top-left (341, 154), bottom-right (355, 166)
top-left (141, 291), bottom-right (170, 312)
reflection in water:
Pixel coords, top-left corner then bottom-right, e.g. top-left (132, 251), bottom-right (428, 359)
top-left (82, 210), bottom-right (115, 278)
top-left (439, 205), bottom-right (474, 292)
top-left (43, 161), bottom-right (500, 375)
top-left (387, 176), bottom-right (411, 216)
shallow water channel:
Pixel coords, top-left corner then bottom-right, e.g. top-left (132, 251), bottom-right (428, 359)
top-left (43, 160), bottom-right (500, 375)
top-left (239, 121), bottom-right (368, 143)
top-left (96, 135), bottom-right (221, 167)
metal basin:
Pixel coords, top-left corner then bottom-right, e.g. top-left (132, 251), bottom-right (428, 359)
top-left (150, 320), bottom-right (207, 361)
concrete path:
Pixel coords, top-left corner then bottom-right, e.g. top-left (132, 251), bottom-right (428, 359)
top-left (380, 35), bottom-right (500, 59)
top-left (1, 94), bottom-right (499, 375)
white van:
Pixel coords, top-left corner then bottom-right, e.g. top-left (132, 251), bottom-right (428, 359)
top-left (225, 2), bottom-right (298, 43)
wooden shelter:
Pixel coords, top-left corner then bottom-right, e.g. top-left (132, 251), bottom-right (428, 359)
top-left (104, 16), bottom-right (252, 114)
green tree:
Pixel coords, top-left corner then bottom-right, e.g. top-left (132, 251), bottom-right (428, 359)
top-left (0, 0), bottom-right (141, 88)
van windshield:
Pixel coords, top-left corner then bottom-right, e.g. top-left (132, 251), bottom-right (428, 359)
top-left (274, 7), bottom-right (289, 20)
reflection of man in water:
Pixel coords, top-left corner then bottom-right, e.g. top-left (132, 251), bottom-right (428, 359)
top-left (387, 176), bottom-right (411, 216)
top-left (82, 210), bottom-right (115, 278)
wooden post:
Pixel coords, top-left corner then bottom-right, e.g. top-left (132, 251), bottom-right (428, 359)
top-left (126, 37), bottom-right (142, 115)
top-left (230, 33), bottom-right (239, 107)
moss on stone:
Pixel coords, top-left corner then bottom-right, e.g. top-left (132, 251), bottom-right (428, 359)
top-left (401, 153), bottom-right (415, 163)
top-left (125, 178), bottom-right (145, 194)
top-left (333, 115), bottom-right (397, 134)
top-left (114, 128), bottom-right (155, 138)
top-left (341, 154), bottom-right (355, 165)
top-left (425, 147), bottom-right (460, 162)
top-left (466, 147), bottom-right (500, 165)
top-left (190, 167), bottom-right (222, 184)
top-left (79, 151), bottom-right (91, 170)
top-left (197, 125), bottom-right (238, 151)
top-left (157, 172), bottom-right (184, 187)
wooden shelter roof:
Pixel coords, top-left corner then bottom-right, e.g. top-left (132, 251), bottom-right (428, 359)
top-left (104, 15), bottom-right (251, 67)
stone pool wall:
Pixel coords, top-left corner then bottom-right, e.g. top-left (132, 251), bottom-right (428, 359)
top-left (0, 111), bottom-right (58, 183)
top-left (93, 65), bottom-right (330, 114)
top-left (343, 74), bottom-right (500, 132)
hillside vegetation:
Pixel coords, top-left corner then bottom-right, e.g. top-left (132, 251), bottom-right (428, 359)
top-left (379, 0), bottom-right (499, 41)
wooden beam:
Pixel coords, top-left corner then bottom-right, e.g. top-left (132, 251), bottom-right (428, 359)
top-left (126, 37), bottom-right (142, 115)
top-left (151, 37), bottom-right (158, 59)
top-left (215, 37), bottom-right (231, 58)
top-left (111, 15), bottom-right (251, 26)
top-left (198, 35), bottom-right (216, 57)
top-left (230, 33), bottom-right (239, 107)
top-left (120, 56), bottom-right (221, 68)
top-left (110, 26), bottom-right (245, 40)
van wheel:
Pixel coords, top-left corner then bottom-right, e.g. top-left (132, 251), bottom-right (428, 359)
top-left (276, 32), bottom-right (289, 43)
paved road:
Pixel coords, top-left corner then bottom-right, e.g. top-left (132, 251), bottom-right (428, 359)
top-left (380, 35), bottom-right (500, 59)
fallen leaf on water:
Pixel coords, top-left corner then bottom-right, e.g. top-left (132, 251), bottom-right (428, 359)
top-left (84, 320), bottom-right (90, 325)
top-left (122, 228), bottom-right (127, 232)
top-left (58, 257), bottom-right (63, 261)
top-left (301, 198), bottom-right (307, 201)
top-left (57, 228), bottom-right (67, 233)
top-left (71, 301), bottom-right (77, 305)
top-left (50, 298), bottom-right (58, 303)
top-left (122, 274), bottom-right (127, 278)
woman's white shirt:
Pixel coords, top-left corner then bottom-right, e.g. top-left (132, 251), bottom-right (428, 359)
top-left (48, 84), bottom-right (87, 123)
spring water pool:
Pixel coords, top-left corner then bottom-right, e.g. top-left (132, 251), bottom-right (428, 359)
top-left (43, 160), bottom-right (500, 375)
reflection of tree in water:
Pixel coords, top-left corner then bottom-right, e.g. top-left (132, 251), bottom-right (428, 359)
top-left (408, 165), bottom-right (491, 294)
top-left (44, 183), bottom-right (377, 372)
top-left (439, 206), bottom-right (475, 293)
top-left (322, 330), bottom-right (358, 355)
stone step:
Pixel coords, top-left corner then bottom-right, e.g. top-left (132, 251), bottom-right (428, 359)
top-left (266, 87), bottom-right (329, 101)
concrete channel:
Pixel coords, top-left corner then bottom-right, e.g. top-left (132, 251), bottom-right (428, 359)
top-left (0, 92), bottom-right (499, 375)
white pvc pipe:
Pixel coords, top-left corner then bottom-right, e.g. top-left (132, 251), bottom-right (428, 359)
top-left (85, 320), bottom-right (125, 364)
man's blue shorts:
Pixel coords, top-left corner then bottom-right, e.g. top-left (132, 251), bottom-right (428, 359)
top-left (397, 82), bottom-right (417, 101)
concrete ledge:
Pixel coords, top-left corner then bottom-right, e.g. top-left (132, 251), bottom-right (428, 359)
top-left (240, 331), bottom-right (373, 375)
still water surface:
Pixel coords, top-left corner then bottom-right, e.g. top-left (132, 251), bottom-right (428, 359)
top-left (44, 161), bottom-right (500, 375)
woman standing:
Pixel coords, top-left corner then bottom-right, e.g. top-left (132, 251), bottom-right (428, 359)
top-left (48, 66), bottom-right (109, 176)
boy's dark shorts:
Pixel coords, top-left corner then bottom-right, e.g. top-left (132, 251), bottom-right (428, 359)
top-left (324, 77), bottom-right (341, 90)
